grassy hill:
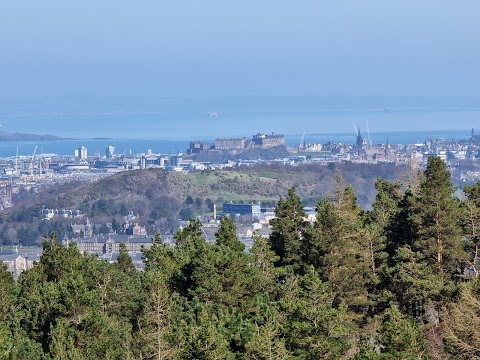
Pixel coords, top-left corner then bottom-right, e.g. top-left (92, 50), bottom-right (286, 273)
top-left (4, 163), bottom-right (406, 245)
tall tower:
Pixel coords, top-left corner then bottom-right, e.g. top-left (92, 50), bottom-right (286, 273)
top-left (106, 145), bottom-right (115, 159)
top-left (77, 146), bottom-right (87, 160)
top-left (356, 126), bottom-right (364, 148)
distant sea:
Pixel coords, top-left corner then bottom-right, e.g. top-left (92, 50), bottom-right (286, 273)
top-left (1, 96), bottom-right (480, 157)
top-left (0, 130), bottom-right (472, 158)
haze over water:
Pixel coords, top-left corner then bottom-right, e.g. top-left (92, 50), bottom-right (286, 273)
top-left (1, 96), bottom-right (479, 157)
top-left (2, 2), bottom-right (480, 156)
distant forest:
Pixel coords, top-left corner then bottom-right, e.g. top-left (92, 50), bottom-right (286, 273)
top-left (1, 157), bottom-right (480, 359)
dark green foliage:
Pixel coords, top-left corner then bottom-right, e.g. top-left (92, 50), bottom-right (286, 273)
top-left (215, 216), bottom-right (245, 252)
top-left (179, 207), bottom-right (194, 221)
top-left (279, 267), bottom-right (353, 359)
top-left (3, 159), bottom-right (480, 359)
top-left (356, 305), bottom-right (429, 360)
top-left (11, 206), bottom-right (42, 222)
top-left (0, 263), bottom-right (15, 323)
top-left (378, 305), bottom-right (429, 359)
top-left (174, 219), bottom-right (203, 247)
top-left (462, 181), bottom-right (480, 276)
top-left (269, 186), bottom-right (308, 269)
top-left (444, 280), bottom-right (480, 359)
top-left (412, 157), bottom-right (466, 281)
top-left (117, 242), bottom-right (136, 274)
top-left (389, 157), bottom-right (468, 317)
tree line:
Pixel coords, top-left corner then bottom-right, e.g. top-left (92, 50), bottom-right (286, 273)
top-left (1, 156), bottom-right (479, 359)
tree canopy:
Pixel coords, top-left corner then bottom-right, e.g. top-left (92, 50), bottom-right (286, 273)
top-left (0, 157), bottom-right (478, 358)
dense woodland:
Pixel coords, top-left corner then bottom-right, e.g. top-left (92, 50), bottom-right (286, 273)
top-left (2, 157), bottom-right (480, 359)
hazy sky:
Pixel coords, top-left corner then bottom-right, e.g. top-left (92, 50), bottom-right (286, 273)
top-left (1, 1), bottom-right (479, 99)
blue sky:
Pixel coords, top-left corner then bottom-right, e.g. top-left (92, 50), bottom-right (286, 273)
top-left (1, 1), bottom-right (479, 99)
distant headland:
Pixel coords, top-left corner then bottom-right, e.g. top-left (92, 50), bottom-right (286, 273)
top-left (0, 131), bottom-right (68, 141)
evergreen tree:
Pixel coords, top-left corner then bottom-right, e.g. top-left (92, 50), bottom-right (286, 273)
top-left (269, 187), bottom-right (308, 269)
top-left (138, 271), bottom-right (182, 360)
top-left (444, 280), bottom-right (480, 359)
top-left (0, 262), bottom-right (15, 323)
top-left (378, 305), bottom-right (429, 360)
top-left (250, 235), bottom-right (280, 294)
top-left (307, 182), bottom-right (372, 316)
top-left (186, 237), bottom-right (260, 308)
top-left (117, 242), bottom-right (136, 274)
top-left (412, 157), bottom-right (466, 282)
top-left (370, 179), bottom-right (403, 232)
top-left (462, 181), bottom-right (480, 277)
top-left (302, 198), bottom-right (341, 273)
top-left (362, 179), bottom-right (403, 312)
top-left (17, 234), bottom-right (139, 358)
top-left (179, 298), bottom-right (235, 360)
top-left (355, 305), bottom-right (429, 360)
top-left (245, 296), bottom-right (292, 360)
top-left (174, 219), bottom-right (203, 247)
top-left (390, 157), bottom-right (467, 317)
top-left (215, 216), bottom-right (245, 252)
top-left (386, 188), bottom-right (417, 255)
top-left (279, 267), bottom-right (353, 359)
top-left (389, 245), bottom-right (443, 314)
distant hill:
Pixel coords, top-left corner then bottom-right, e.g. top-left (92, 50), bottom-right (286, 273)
top-left (4, 163), bottom-right (407, 245)
top-left (0, 131), bottom-right (66, 141)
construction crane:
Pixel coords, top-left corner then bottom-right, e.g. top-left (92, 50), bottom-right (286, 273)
top-left (366, 120), bottom-right (372, 145)
top-left (30, 146), bottom-right (37, 176)
top-left (299, 132), bottom-right (306, 150)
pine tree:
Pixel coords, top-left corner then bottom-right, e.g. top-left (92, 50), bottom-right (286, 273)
top-left (245, 296), bottom-right (292, 360)
top-left (444, 280), bottom-right (480, 359)
top-left (250, 235), bottom-right (280, 294)
top-left (370, 179), bottom-right (403, 232)
top-left (362, 179), bottom-right (403, 312)
top-left (307, 181), bottom-right (372, 315)
top-left (462, 181), bottom-right (480, 277)
top-left (279, 267), bottom-right (353, 359)
top-left (269, 187), bottom-right (308, 269)
top-left (0, 262), bottom-right (15, 323)
top-left (412, 157), bottom-right (466, 282)
top-left (379, 305), bottom-right (429, 359)
top-left (215, 216), bottom-right (245, 252)
top-left (117, 242), bottom-right (136, 274)
top-left (174, 219), bottom-right (203, 247)
top-left (138, 271), bottom-right (182, 360)
top-left (179, 298), bottom-right (235, 360)
top-left (186, 238), bottom-right (260, 308)
top-left (16, 234), bottom-right (139, 358)
top-left (302, 198), bottom-right (341, 273)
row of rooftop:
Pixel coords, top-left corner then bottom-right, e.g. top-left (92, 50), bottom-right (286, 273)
top-left (6, 129), bottom-right (480, 176)
top-left (2, 129), bottom-right (480, 211)
top-left (1, 202), bottom-right (318, 278)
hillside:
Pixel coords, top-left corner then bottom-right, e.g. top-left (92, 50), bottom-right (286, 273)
top-left (23, 162), bottom-right (405, 210)
top-left (0, 130), bottom-right (65, 141)
top-left (4, 163), bottom-right (406, 244)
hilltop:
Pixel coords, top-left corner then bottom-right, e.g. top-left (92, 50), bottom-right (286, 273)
top-left (4, 163), bottom-right (406, 245)
top-left (0, 130), bottom-right (66, 141)
top-left (23, 162), bottom-right (406, 210)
